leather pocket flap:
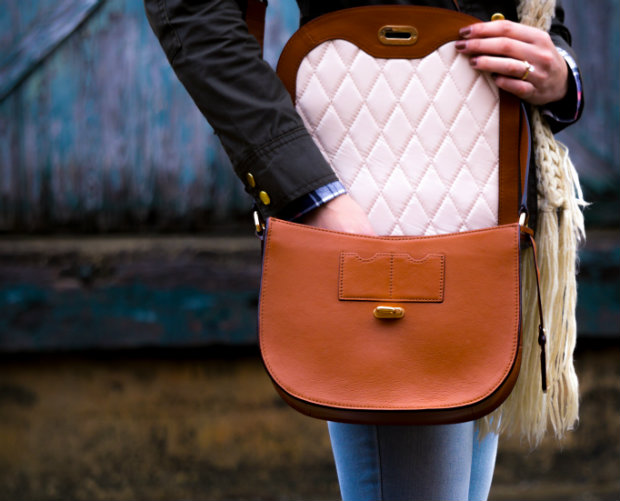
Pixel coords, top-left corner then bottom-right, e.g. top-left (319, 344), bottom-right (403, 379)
top-left (339, 252), bottom-right (444, 302)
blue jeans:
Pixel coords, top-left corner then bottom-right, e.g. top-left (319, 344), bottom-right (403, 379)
top-left (328, 421), bottom-right (498, 501)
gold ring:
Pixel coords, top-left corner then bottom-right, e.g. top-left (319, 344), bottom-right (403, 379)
top-left (520, 61), bottom-right (534, 81)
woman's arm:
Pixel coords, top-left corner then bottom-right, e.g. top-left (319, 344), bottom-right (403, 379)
top-left (144, 0), bottom-right (341, 217)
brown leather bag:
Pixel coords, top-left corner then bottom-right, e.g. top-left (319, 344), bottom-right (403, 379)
top-left (259, 218), bottom-right (523, 424)
top-left (256, 6), bottom-right (544, 425)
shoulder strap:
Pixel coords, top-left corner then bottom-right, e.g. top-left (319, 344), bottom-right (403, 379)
top-left (245, 0), bottom-right (267, 55)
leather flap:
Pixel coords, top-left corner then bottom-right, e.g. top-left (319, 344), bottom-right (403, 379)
top-left (259, 218), bottom-right (522, 415)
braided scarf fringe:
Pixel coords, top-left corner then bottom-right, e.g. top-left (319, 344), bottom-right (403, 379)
top-left (478, 0), bottom-right (587, 446)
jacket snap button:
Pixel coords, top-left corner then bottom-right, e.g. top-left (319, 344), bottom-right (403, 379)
top-left (491, 12), bottom-right (505, 21)
top-left (259, 191), bottom-right (271, 206)
top-left (246, 173), bottom-right (256, 188)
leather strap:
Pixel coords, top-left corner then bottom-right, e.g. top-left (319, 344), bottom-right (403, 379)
top-left (521, 225), bottom-right (548, 392)
top-left (519, 103), bottom-right (532, 216)
top-left (245, 0), bottom-right (267, 55)
top-left (498, 91), bottom-right (523, 224)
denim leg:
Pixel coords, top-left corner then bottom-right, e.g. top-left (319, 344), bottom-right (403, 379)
top-left (328, 420), bottom-right (497, 501)
top-left (468, 426), bottom-right (499, 501)
top-left (327, 422), bottom-right (382, 501)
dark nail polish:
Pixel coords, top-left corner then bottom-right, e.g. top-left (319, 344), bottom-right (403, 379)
top-left (455, 40), bottom-right (467, 51)
top-left (459, 27), bottom-right (471, 38)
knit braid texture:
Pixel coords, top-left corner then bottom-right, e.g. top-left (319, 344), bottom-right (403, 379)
top-left (479, 0), bottom-right (587, 446)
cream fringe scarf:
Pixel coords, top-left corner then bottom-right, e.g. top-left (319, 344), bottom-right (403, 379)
top-left (479, 0), bottom-right (587, 446)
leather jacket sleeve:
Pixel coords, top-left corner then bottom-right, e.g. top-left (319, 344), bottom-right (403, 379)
top-left (144, 0), bottom-right (338, 217)
top-left (544, 5), bottom-right (584, 132)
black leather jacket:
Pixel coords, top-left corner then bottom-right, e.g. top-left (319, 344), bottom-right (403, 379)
top-left (145, 0), bottom-right (582, 217)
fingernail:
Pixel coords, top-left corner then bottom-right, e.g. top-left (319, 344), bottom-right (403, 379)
top-left (455, 40), bottom-right (467, 51)
top-left (459, 27), bottom-right (471, 38)
top-left (470, 57), bottom-right (478, 67)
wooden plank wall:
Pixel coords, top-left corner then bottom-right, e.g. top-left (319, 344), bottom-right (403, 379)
top-left (0, 0), bottom-right (618, 349)
top-left (0, 0), bottom-right (256, 232)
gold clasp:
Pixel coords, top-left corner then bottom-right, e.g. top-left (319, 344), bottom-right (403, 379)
top-left (373, 306), bottom-right (405, 320)
top-left (378, 26), bottom-right (418, 46)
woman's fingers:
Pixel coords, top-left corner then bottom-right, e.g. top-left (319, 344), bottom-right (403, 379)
top-left (470, 55), bottom-right (537, 82)
top-left (456, 37), bottom-right (537, 63)
top-left (456, 20), bottom-right (569, 105)
top-left (459, 20), bottom-right (541, 44)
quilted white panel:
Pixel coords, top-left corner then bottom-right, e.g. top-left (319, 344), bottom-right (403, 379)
top-left (296, 39), bottom-right (500, 236)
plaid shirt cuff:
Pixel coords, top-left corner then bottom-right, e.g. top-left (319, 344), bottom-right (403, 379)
top-left (542, 47), bottom-right (583, 124)
top-left (278, 181), bottom-right (347, 221)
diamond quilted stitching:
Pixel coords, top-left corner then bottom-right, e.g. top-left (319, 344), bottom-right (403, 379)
top-left (311, 106), bottom-right (349, 156)
top-left (347, 44), bottom-right (382, 98)
top-left (416, 53), bottom-right (446, 97)
top-left (382, 167), bottom-right (415, 221)
top-left (433, 196), bottom-right (467, 233)
top-left (383, 107), bottom-right (416, 158)
top-left (401, 136), bottom-right (431, 184)
top-left (366, 74), bottom-right (399, 128)
top-left (416, 106), bottom-right (447, 157)
top-left (448, 47), bottom-right (479, 96)
top-left (366, 139), bottom-right (399, 188)
top-left (466, 197), bottom-right (497, 230)
top-left (331, 136), bottom-right (365, 187)
top-left (313, 46), bottom-right (349, 99)
top-left (348, 167), bottom-right (382, 211)
top-left (331, 77), bottom-right (365, 130)
top-left (348, 105), bottom-right (382, 158)
top-left (433, 75), bottom-right (464, 129)
top-left (400, 77), bottom-right (433, 129)
top-left (296, 74), bottom-right (330, 130)
top-left (296, 40), bottom-right (500, 236)
top-left (367, 195), bottom-right (402, 235)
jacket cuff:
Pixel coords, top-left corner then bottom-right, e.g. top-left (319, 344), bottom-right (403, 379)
top-left (235, 127), bottom-right (339, 217)
top-left (279, 181), bottom-right (347, 221)
top-left (541, 47), bottom-right (584, 132)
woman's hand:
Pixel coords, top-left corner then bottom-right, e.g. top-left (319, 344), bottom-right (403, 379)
top-left (456, 20), bottom-right (568, 106)
top-left (299, 194), bottom-right (376, 236)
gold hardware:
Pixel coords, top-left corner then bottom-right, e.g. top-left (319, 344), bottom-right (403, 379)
top-left (253, 210), bottom-right (265, 235)
top-left (491, 13), bottom-right (505, 21)
top-left (246, 172), bottom-right (256, 188)
top-left (378, 26), bottom-right (418, 46)
top-left (373, 306), bottom-right (405, 320)
top-left (519, 212), bottom-right (527, 227)
top-left (259, 191), bottom-right (271, 206)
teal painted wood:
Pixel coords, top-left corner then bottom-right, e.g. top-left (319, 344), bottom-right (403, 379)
top-left (0, 284), bottom-right (259, 351)
top-left (557, 0), bottom-right (620, 227)
top-left (0, 0), bottom-right (617, 231)
top-left (0, 0), bottom-right (617, 347)
top-left (577, 243), bottom-right (620, 338)
top-left (0, 232), bottom-right (617, 353)
top-left (0, 0), bottom-right (103, 101)
top-left (0, 0), bottom-right (264, 231)
top-left (0, 236), bottom-right (262, 351)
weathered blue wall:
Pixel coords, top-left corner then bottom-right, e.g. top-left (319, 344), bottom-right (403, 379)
top-left (0, 0), bottom-right (299, 231)
top-left (1, 0), bottom-right (617, 232)
top-left (0, 0), bottom-right (618, 349)
top-left (558, 0), bottom-right (620, 228)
